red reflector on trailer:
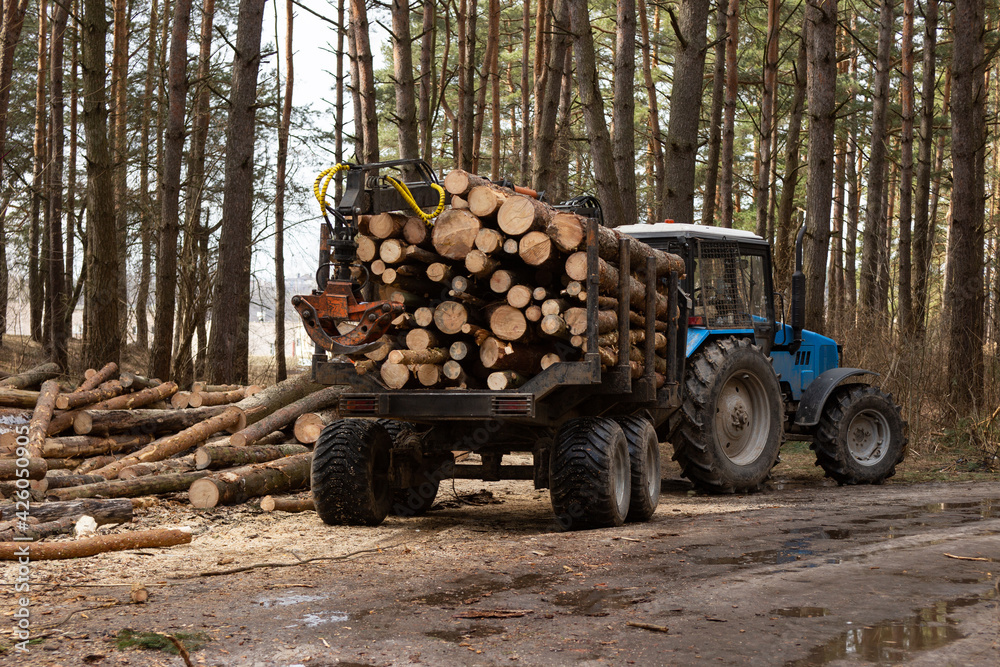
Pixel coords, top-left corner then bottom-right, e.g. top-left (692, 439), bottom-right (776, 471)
top-left (688, 316), bottom-right (704, 326)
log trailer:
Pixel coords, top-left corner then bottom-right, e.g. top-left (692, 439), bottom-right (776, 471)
top-left (294, 160), bottom-right (906, 530)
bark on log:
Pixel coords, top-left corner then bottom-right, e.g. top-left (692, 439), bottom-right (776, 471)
top-left (364, 336), bottom-right (395, 362)
top-left (293, 408), bottom-right (339, 444)
top-left (487, 371), bottom-right (527, 390)
top-left (91, 407), bottom-right (244, 479)
top-left (74, 406), bottom-right (230, 436)
top-left (431, 209), bottom-right (482, 260)
top-left (545, 214), bottom-right (686, 275)
top-left (91, 381), bottom-right (179, 411)
top-left (0, 497), bottom-right (133, 525)
top-left (468, 185), bottom-right (508, 217)
top-left (171, 391), bottom-right (192, 408)
top-left (195, 443), bottom-right (309, 470)
top-left (260, 494), bottom-right (315, 512)
top-left (2, 434), bottom-right (152, 459)
top-left (188, 452), bottom-right (312, 508)
top-left (498, 195), bottom-right (552, 236)
top-left (0, 457), bottom-right (47, 481)
top-left (488, 305), bottom-right (529, 341)
top-left (0, 516), bottom-right (78, 541)
top-left (119, 372), bottom-right (162, 390)
top-left (191, 382), bottom-right (240, 393)
top-left (380, 238), bottom-right (440, 265)
top-left (433, 301), bottom-right (469, 335)
top-left (0, 362), bottom-right (62, 389)
top-left (565, 253), bottom-right (672, 317)
top-left (74, 455), bottom-right (120, 474)
top-left (369, 212), bottom-right (408, 239)
top-left (387, 348), bottom-right (448, 365)
top-left (189, 386), bottom-right (260, 408)
top-left (0, 387), bottom-right (42, 408)
top-left (118, 456), bottom-right (196, 480)
top-left (461, 323), bottom-right (492, 344)
top-left (45, 471), bottom-right (212, 501)
top-left (0, 528), bottom-right (192, 560)
top-left (229, 385), bottom-right (344, 448)
top-left (479, 338), bottom-right (544, 373)
top-left (518, 231), bottom-right (554, 266)
top-left (443, 168), bottom-right (493, 196)
top-left (78, 362), bottom-right (119, 392)
top-left (564, 308), bottom-right (618, 336)
top-left (56, 381), bottom-right (125, 410)
top-left (232, 373), bottom-right (322, 428)
top-left (27, 380), bottom-right (62, 457)
top-left (44, 474), bottom-right (108, 489)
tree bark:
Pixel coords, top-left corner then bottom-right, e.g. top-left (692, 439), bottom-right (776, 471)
top-left (756, 0), bottom-right (778, 237)
top-left (136, 0), bottom-right (159, 351)
top-left (718, 0), bottom-right (739, 228)
top-left (0, 362), bottom-right (61, 389)
top-left (531, 0), bottom-right (570, 195)
top-left (351, 0), bottom-right (378, 163)
top-left (111, 0), bottom-right (129, 340)
top-left (392, 0), bottom-right (419, 165)
top-left (612, 0), bottom-right (637, 224)
top-left (0, 498), bottom-right (132, 525)
top-left (912, 0), bottom-right (937, 337)
top-left (661, 0), bottom-right (710, 226)
top-left (637, 0), bottom-right (665, 222)
top-left (29, 0), bottom-right (47, 344)
top-left (802, 0), bottom-right (838, 336)
top-left (274, 0), bottom-right (293, 382)
top-left (229, 385), bottom-right (343, 447)
top-left (897, 0), bottom-right (915, 335)
top-left (73, 405), bottom-right (229, 437)
top-left (207, 0), bottom-right (267, 383)
top-left (188, 452), bottom-right (312, 508)
top-left (774, 27), bottom-right (807, 294)
top-left (0, 529), bottom-right (192, 559)
top-left (195, 443), bottom-right (308, 470)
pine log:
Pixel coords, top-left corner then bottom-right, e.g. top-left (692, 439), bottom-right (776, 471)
top-left (565, 281), bottom-right (583, 297)
top-left (628, 346), bottom-right (668, 374)
top-left (229, 385), bottom-right (344, 448)
top-left (0, 457), bottom-right (47, 481)
top-left (465, 249), bottom-right (499, 277)
top-left (565, 253), bottom-right (672, 317)
top-left (0, 497), bottom-right (133, 525)
top-left (380, 363), bottom-right (412, 389)
top-left (195, 443), bottom-right (308, 470)
top-left (0, 389), bottom-right (41, 408)
top-left (431, 208), bottom-right (482, 260)
top-left (442, 360), bottom-right (466, 381)
top-left (0, 362), bottom-right (61, 389)
top-left (403, 216), bottom-right (431, 246)
top-left (0, 528), bottom-right (192, 560)
top-left (26, 380), bottom-right (62, 457)
top-left (388, 348), bottom-right (448, 365)
top-left (497, 194), bottom-right (552, 236)
top-left (188, 452), bottom-right (312, 508)
top-left (91, 408), bottom-right (244, 479)
top-left (540, 314), bottom-right (570, 339)
top-left (354, 359), bottom-right (376, 375)
top-left (525, 305), bottom-right (543, 322)
top-left (293, 408), bottom-right (339, 444)
top-left (56, 381), bottom-right (125, 411)
top-left (74, 455), bottom-right (119, 474)
top-left (192, 382), bottom-right (240, 393)
top-left (45, 471), bottom-right (212, 501)
top-left (487, 371), bottom-right (527, 390)
top-left (503, 238), bottom-right (519, 254)
top-left (592, 328), bottom-right (668, 350)
top-left (78, 362), bottom-right (119, 393)
top-left (73, 406), bottom-right (230, 436)
top-left (260, 494), bottom-right (315, 513)
top-left (356, 235), bottom-right (379, 262)
top-left (232, 373), bottom-right (322, 428)
top-left (488, 305), bottom-right (529, 341)
top-left (479, 338), bottom-right (544, 373)
top-left (451, 275), bottom-right (470, 293)
top-left (364, 336), bottom-right (395, 361)
top-left (91, 381), bottom-right (179, 411)
top-left (369, 212), bottom-right (408, 239)
top-left (37, 434), bottom-right (154, 459)
top-left (370, 259), bottom-right (387, 276)
top-left (450, 194), bottom-right (469, 209)
top-left (545, 212), bottom-right (588, 253)
top-left (425, 263), bottom-right (453, 284)
top-left (532, 286), bottom-right (551, 301)
top-left (461, 323), bottom-right (492, 344)
top-left (449, 289), bottom-right (487, 308)
top-left (405, 328), bottom-right (439, 351)
top-left (0, 516), bottom-right (77, 541)
top-left (171, 391), bottom-right (192, 408)
top-left (449, 340), bottom-right (470, 361)
top-left (44, 458), bottom-right (81, 470)
top-left (443, 168), bottom-right (493, 196)
top-left (468, 184), bottom-right (508, 217)
top-left (0, 478), bottom-right (46, 497)
top-left (546, 214), bottom-right (686, 276)
top-left (433, 301), bottom-right (469, 335)
top-left (596, 347), bottom-right (618, 367)
top-left (189, 386), bottom-right (259, 408)
top-left (475, 227), bottom-right (505, 254)
top-left (118, 456), bottom-right (196, 480)
top-left (119, 372), bottom-right (162, 390)
top-left (540, 353), bottom-right (562, 369)
top-left (416, 364), bottom-right (442, 386)
top-left (563, 308), bottom-right (618, 336)
top-left (506, 285), bottom-right (533, 309)
top-left (541, 298), bottom-right (570, 316)
top-left (382, 271), bottom-right (438, 296)
top-left (518, 230), bottom-right (555, 266)
top-left (380, 238), bottom-right (440, 265)
top-left (388, 288), bottom-right (424, 307)
top-left (44, 474), bottom-right (108, 489)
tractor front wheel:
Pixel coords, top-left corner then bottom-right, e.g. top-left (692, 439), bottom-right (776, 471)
top-left (813, 385), bottom-right (907, 484)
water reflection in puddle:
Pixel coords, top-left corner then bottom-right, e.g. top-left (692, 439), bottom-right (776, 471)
top-left (772, 607), bottom-right (831, 618)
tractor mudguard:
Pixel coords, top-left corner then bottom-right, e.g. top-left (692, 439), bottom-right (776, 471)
top-left (793, 368), bottom-right (879, 427)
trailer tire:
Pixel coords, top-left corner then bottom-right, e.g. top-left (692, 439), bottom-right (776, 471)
top-left (376, 419), bottom-right (440, 516)
top-left (673, 336), bottom-right (782, 493)
top-left (312, 419), bottom-right (392, 526)
top-left (813, 384), bottom-right (907, 484)
top-left (550, 418), bottom-right (631, 530)
top-left (614, 416), bottom-right (660, 522)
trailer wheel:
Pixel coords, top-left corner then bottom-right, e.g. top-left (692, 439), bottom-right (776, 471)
top-left (312, 419), bottom-right (392, 526)
top-left (550, 418), bottom-right (631, 530)
top-left (614, 416), bottom-right (660, 522)
top-left (813, 385), bottom-right (907, 484)
top-left (376, 420), bottom-right (440, 516)
top-left (673, 336), bottom-right (782, 493)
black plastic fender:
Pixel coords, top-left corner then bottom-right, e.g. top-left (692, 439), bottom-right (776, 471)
top-left (793, 368), bottom-right (879, 427)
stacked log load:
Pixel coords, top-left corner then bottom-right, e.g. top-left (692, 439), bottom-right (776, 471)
top-left (0, 363), bottom-right (341, 554)
top-left (354, 169), bottom-right (685, 391)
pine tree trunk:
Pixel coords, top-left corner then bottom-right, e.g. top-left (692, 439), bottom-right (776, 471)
top-left (612, 0), bottom-right (637, 224)
top-left (135, 0), bottom-right (158, 352)
top-left (275, 0), bottom-right (293, 382)
top-left (112, 0), bottom-right (129, 342)
top-left (30, 2), bottom-right (48, 344)
top-left (701, 1), bottom-right (726, 226)
top-left (350, 0), bottom-right (378, 163)
top-left (519, 0), bottom-right (531, 183)
top-left (207, 0), bottom-right (267, 384)
top-left (419, 0), bottom-right (435, 162)
top-left (945, 0), bottom-right (985, 413)
top-left (756, 0), bottom-right (778, 237)
top-left (48, 3), bottom-right (69, 369)
top-left (774, 29), bottom-right (807, 294)
top-left (532, 0), bottom-right (570, 194)
top-left (637, 0), bottom-right (664, 222)
top-left (718, 0), bottom-right (739, 228)
top-left (897, 0), bottom-right (915, 335)
top-left (151, 0), bottom-right (194, 380)
top-left (911, 0), bottom-right (937, 338)
top-left (82, 0), bottom-right (122, 368)
top-left (392, 0), bottom-right (419, 165)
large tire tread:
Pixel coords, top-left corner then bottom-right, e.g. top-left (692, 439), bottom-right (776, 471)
top-left (615, 416), bottom-right (661, 523)
top-left (550, 418), bottom-right (630, 530)
top-left (376, 419), bottom-right (441, 517)
top-left (312, 419), bottom-right (391, 526)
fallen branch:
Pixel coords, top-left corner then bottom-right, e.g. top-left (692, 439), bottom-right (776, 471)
top-left (943, 552), bottom-right (993, 562)
top-left (626, 621), bottom-right (669, 633)
top-left (0, 527), bottom-right (192, 560)
top-left (175, 545), bottom-right (396, 578)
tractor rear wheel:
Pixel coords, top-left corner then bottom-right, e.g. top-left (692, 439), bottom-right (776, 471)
top-left (376, 419), bottom-right (440, 516)
top-left (813, 385), bottom-right (907, 484)
top-left (614, 416), bottom-right (660, 522)
top-left (550, 418), bottom-right (631, 530)
top-left (312, 419), bottom-right (392, 526)
top-left (672, 337), bottom-right (782, 493)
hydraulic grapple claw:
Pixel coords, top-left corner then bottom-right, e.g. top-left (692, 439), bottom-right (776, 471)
top-left (293, 281), bottom-right (404, 355)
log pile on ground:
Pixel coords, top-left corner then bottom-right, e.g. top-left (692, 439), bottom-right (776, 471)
top-left (349, 169), bottom-right (684, 390)
top-left (0, 365), bottom-right (344, 558)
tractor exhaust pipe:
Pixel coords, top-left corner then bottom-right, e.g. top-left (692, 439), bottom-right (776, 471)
top-left (790, 223), bottom-right (806, 354)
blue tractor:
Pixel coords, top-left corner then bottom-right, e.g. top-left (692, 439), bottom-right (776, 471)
top-left (298, 161), bottom-right (907, 529)
top-left (619, 222), bottom-right (907, 493)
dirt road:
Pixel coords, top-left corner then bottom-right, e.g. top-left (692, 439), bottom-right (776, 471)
top-left (3, 463), bottom-right (998, 666)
